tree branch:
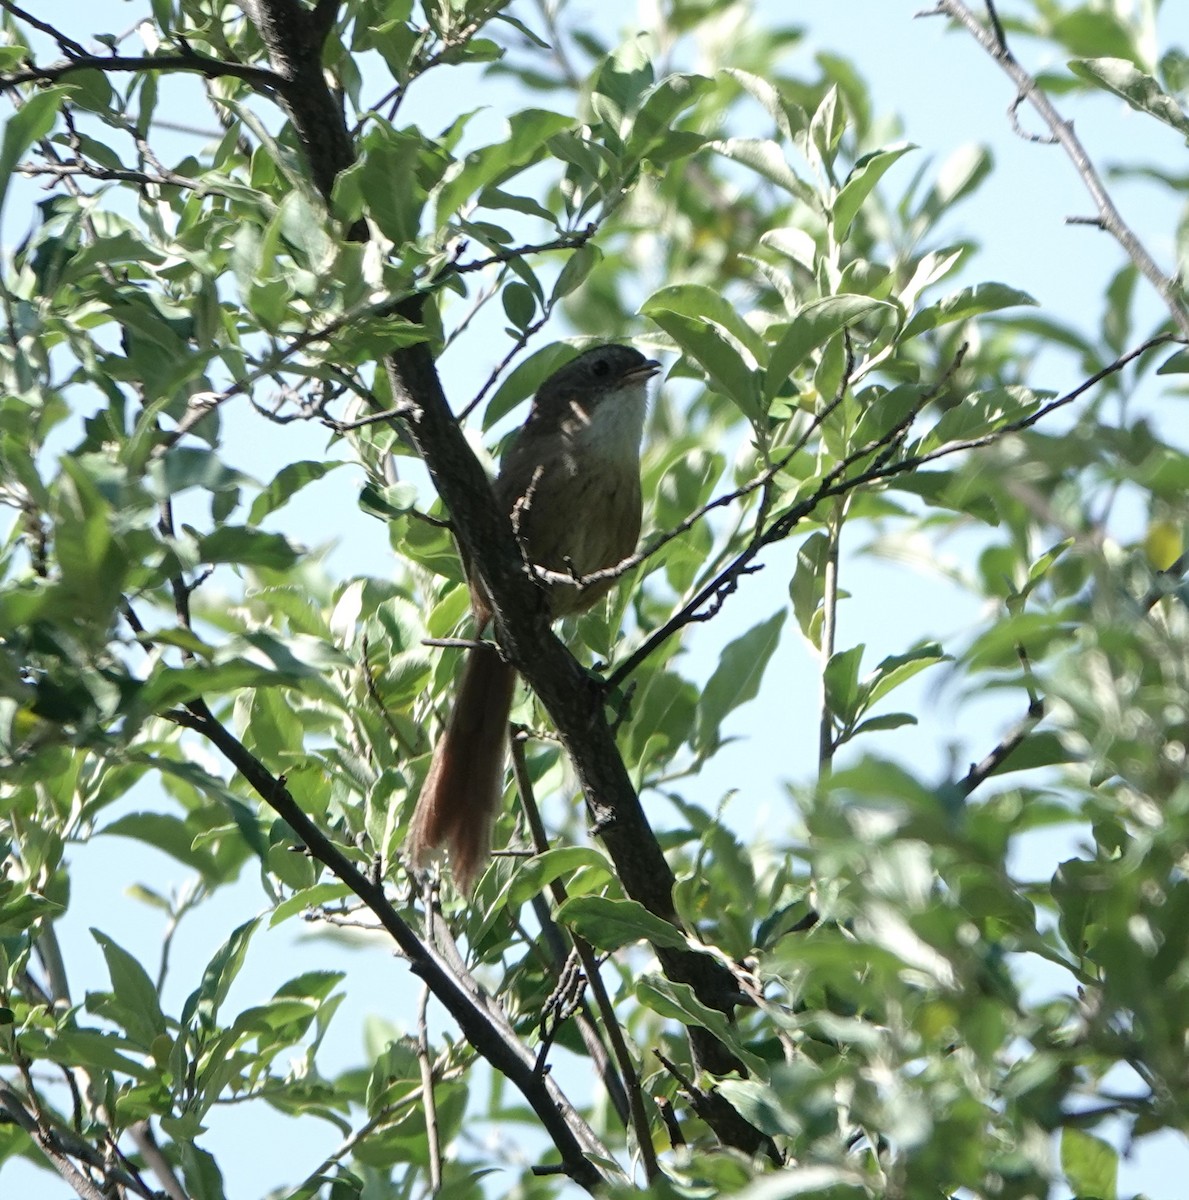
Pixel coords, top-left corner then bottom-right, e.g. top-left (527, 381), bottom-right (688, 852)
top-left (608, 334), bottom-right (1181, 689)
top-left (924, 0), bottom-right (1189, 338)
top-left (238, 0), bottom-right (759, 1091)
top-left (0, 1079), bottom-right (156, 1200)
top-left (0, 3), bottom-right (87, 58)
top-left (1, 51), bottom-right (281, 93)
top-left (510, 735), bottom-right (659, 1179)
top-left (166, 698), bottom-right (617, 1192)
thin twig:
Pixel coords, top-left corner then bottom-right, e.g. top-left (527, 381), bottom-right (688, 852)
top-left (17, 160), bottom-right (200, 190)
top-left (817, 501), bottom-right (843, 774)
top-left (458, 312), bottom-right (552, 421)
top-left (2, 50), bottom-right (282, 93)
top-left (0, 2), bottom-right (87, 57)
top-left (510, 735), bottom-right (659, 1181)
top-left (128, 1123), bottom-right (190, 1200)
top-left (607, 334), bottom-right (1180, 689)
top-left (924, 0), bottom-right (1189, 338)
top-left (959, 696), bottom-right (1045, 796)
top-left (416, 984), bottom-right (443, 1192)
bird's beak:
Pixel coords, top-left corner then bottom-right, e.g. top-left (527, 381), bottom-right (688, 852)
top-left (623, 358), bottom-right (662, 385)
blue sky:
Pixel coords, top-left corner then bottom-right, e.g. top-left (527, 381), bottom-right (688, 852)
top-left (4, 1), bottom-right (1187, 1196)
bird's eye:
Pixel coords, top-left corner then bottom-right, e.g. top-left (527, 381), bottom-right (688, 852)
top-left (593, 357), bottom-right (611, 377)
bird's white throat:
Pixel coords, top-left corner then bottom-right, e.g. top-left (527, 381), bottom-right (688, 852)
top-left (567, 382), bottom-right (648, 463)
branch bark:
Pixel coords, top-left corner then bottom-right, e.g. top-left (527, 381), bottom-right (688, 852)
top-left (168, 698), bottom-right (616, 1192)
top-left (926, 0), bottom-right (1189, 338)
top-left (237, 0), bottom-right (754, 1089)
top-left (1, 51), bottom-right (282, 93)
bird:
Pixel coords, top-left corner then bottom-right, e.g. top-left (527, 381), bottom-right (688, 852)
top-left (407, 344), bottom-right (661, 892)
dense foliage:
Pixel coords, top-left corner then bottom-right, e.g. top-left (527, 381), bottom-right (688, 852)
top-left (0, 1), bottom-right (1187, 1197)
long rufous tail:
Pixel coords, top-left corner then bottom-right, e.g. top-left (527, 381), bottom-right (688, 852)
top-left (408, 644), bottom-right (517, 893)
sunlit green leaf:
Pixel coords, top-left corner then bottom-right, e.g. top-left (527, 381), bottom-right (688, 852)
top-left (832, 142), bottom-right (915, 239)
top-left (1060, 1127), bottom-right (1118, 1200)
top-left (767, 295), bottom-right (896, 401)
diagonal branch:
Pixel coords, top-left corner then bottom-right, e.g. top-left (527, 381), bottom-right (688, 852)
top-left (166, 698), bottom-right (617, 1192)
top-left (608, 333), bottom-right (1182, 689)
top-left (1, 51), bottom-right (282, 93)
top-left (0, 3), bottom-right (87, 58)
top-left (239, 0), bottom-right (759, 1093)
top-left (922, 0), bottom-right (1189, 338)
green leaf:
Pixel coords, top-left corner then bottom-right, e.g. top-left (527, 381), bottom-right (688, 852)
top-left (248, 460), bottom-right (343, 525)
top-left (190, 918), bottom-right (260, 1026)
top-left (1156, 347), bottom-right (1189, 375)
top-left (1070, 57), bottom-right (1189, 133)
top-left (635, 975), bottom-right (768, 1076)
top-left (790, 532), bottom-right (831, 645)
top-left (551, 243), bottom-right (601, 301)
top-left (629, 72), bottom-right (714, 154)
top-left (102, 811), bottom-right (221, 877)
top-left (0, 88), bottom-right (64, 214)
top-left (1054, 11), bottom-right (1138, 63)
top-left (832, 142), bottom-right (916, 240)
top-left (1060, 1127), bottom-right (1118, 1200)
top-left (915, 143), bottom-right (993, 224)
top-left (359, 480), bottom-right (419, 522)
top-left (696, 610), bottom-right (786, 752)
top-left (824, 644), bottom-right (865, 725)
top-left (591, 36), bottom-right (654, 130)
top-left (556, 895), bottom-right (688, 951)
top-left (1025, 538), bottom-right (1075, 589)
top-left (809, 85), bottom-right (846, 168)
top-left (987, 731), bottom-right (1074, 777)
top-left (433, 108), bottom-right (573, 226)
top-left (865, 643), bottom-right (951, 706)
top-left (715, 1079), bottom-right (802, 1137)
top-left (338, 124), bottom-right (434, 246)
top-left (719, 68), bottom-right (803, 142)
top-left (149, 448), bottom-right (252, 500)
top-left (850, 712), bottom-right (917, 738)
top-left (483, 342), bottom-right (576, 429)
top-left (195, 525), bottom-right (301, 570)
top-left (766, 296), bottom-right (896, 402)
top-left (903, 282), bottom-right (1037, 338)
top-left (91, 931), bottom-right (167, 1048)
top-left (709, 136), bottom-right (811, 201)
top-left (180, 1141), bottom-right (225, 1200)
top-left (136, 660), bottom-right (290, 713)
top-left (640, 283), bottom-right (767, 363)
top-left (269, 883), bottom-right (355, 928)
top-left (49, 1028), bottom-right (148, 1078)
top-left (915, 385), bottom-right (1041, 454)
top-left (641, 289), bottom-right (763, 421)
top-left (501, 280), bottom-right (536, 330)
top-left (889, 467), bottom-right (1001, 525)
top-left (505, 847), bottom-right (614, 908)
top-left (0, 890), bottom-right (61, 936)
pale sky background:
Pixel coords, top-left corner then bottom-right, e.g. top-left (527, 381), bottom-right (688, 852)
top-left (4, 1), bottom-right (1187, 1196)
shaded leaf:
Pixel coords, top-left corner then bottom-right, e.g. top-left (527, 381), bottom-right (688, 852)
top-left (696, 610), bottom-right (786, 751)
top-left (767, 296), bottom-right (896, 401)
top-left (556, 895), bottom-right (688, 952)
top-left (248, 460), bottom-right (343, 525)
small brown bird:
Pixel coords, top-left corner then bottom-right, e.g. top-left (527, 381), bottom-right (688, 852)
top-left (407, 344), bottom-right (661, 891)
